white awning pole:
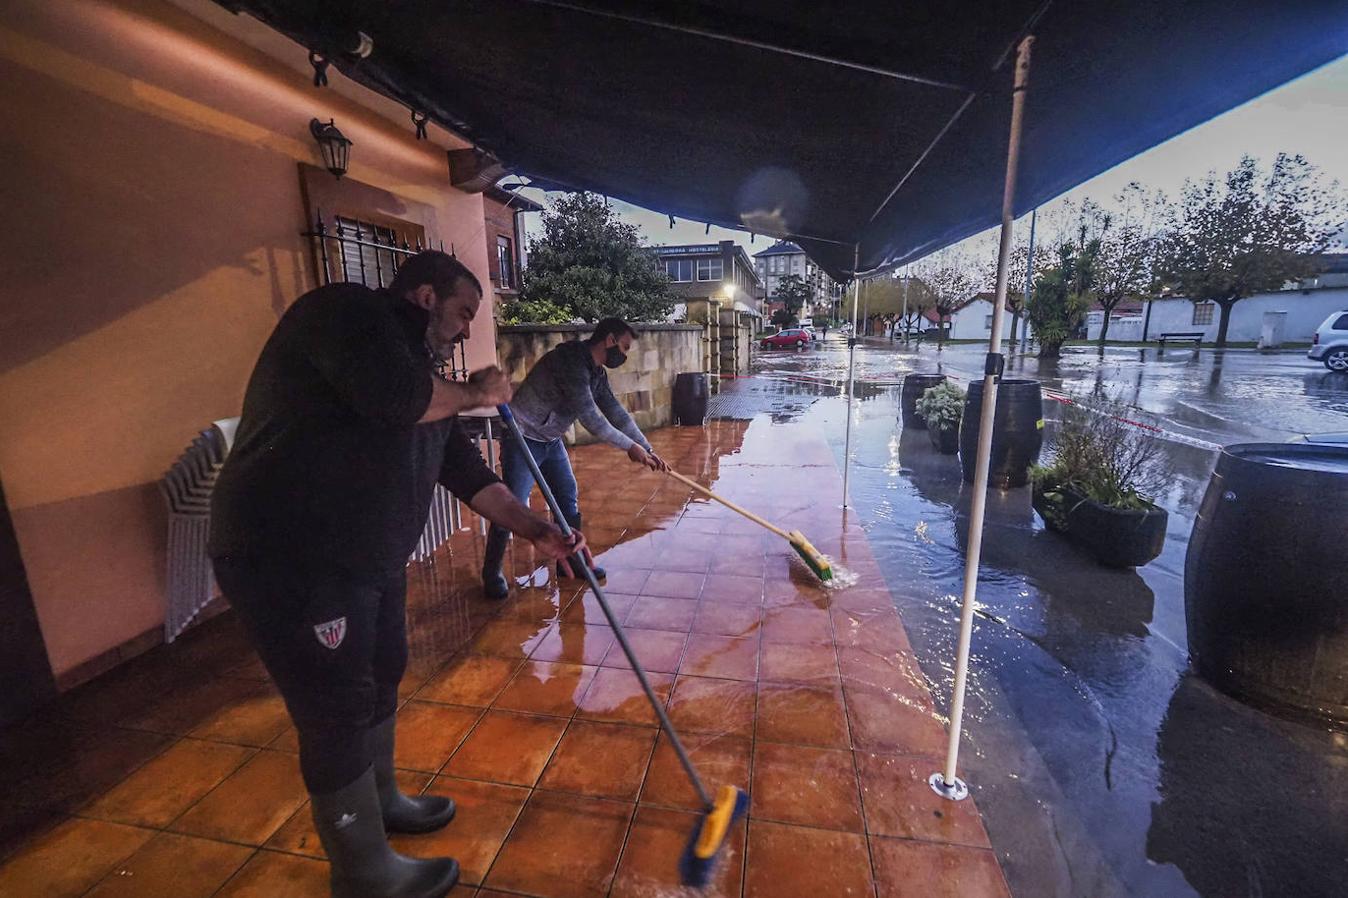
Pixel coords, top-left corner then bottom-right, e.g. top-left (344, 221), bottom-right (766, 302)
top-left (931, 34), bottom-right (1035, 802)
top-left (841, 244), bottom-right (861, 508)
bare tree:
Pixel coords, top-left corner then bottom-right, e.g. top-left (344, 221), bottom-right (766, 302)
top-left (1091, 184), bottom-right (1166, 345)
top-left (994, 235), bottom-right (1055, 350)
top-left (912, 249), bottom-right (979, 347)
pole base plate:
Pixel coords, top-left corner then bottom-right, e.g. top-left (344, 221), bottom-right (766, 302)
top-left (928, 772), bottom-right (969, 801)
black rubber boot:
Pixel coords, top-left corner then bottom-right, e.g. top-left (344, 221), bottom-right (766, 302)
top-left (481, 526), bottom-right (510, 600)
top-left (557, 513), bottom-right (605, 582)
top-left (372, 715), bottom-right (455, 834)
top-left (310, 767), bottom-right (459, 898)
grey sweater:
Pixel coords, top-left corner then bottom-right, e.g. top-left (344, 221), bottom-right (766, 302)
top-left (508, 340), bottom-right (652, 451)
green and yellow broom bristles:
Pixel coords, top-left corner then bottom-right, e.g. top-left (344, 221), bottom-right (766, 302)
top-left (788, 530), bottom-right (833, 581)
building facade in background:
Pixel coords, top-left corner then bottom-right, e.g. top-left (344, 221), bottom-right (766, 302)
top-left (482, 185), bottom-right (543, 310)
top-left (753, 240), bottom-right (842, 319)
top-left (653, 241), bottom-right (763, 316)
top-left (652, 241), bottom-right (762, 377)
top-left (1086, 254), bottom-right (1348, 344)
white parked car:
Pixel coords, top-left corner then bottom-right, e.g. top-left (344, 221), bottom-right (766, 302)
top-left (1308, 310), bottom-right (1348, 372)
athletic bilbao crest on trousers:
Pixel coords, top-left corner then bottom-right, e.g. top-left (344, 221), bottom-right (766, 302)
top-left (313, 617), bottom-right (347, 650)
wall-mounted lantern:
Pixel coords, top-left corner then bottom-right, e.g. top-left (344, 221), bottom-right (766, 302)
top-left (309, 118), bottom-right (352, 179)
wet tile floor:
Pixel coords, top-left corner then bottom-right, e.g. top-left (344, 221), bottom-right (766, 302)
top-left (0, 419), bottom-right (1009, 898)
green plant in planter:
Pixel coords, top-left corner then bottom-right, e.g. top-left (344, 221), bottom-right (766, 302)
top-left (1032, 394), bottom-right (1171, 511)
top-left (915, 381), bottom-right (965, 431)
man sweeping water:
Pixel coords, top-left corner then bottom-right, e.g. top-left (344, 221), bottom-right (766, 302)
top-left (209, 251), bottom-right (586, 898)
top-left (481, 317), bottom-right (670, 599)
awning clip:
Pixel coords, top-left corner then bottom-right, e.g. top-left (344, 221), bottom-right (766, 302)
top-left (309, 51), bottom-right (330, 87)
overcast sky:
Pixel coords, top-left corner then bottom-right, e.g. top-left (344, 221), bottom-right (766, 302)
top-left (520, 53), bottom-right (1348, 264)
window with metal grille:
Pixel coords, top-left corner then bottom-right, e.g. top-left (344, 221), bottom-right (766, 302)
top-left (496, 235), bottom-right (515, 289)
top-left (1192, 302), bottom-right (1214, 325)
top-left (333, 216), bottom-right (409, 288)
top-left (302, 210), bottom-right (468, 380)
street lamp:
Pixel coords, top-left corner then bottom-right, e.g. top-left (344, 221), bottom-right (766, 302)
top-left (309, 118), bottom-right (352, 179)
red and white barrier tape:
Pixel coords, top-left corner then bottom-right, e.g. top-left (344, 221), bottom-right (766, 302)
top-left (1042, 388), bottom-right (1221, 452)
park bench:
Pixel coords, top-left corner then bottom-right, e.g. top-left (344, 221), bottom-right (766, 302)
top-left (1156, 332), bottom-right (1204, 347)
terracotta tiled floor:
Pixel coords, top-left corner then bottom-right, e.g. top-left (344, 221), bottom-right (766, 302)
top-left (0, 419), bottom-right (1009, 897)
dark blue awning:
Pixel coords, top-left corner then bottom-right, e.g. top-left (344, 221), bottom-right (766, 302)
top-left (216, 0), bottom-right (1348, 278)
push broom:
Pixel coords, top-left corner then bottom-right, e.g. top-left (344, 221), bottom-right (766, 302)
top-left (495, 406), bottom-right (746, 887)
top-left (664, 470), bottom-right (833, 582)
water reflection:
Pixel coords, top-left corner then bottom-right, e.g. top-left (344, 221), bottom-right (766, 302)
top-left (896, 428), bottom-right (963, 509)
top-left (1147, 674), bottom-right (1348, 898)
top-left (750, 340), bottom-right (1348, 898)
top-left (1301, 371), bottom-right (1348, 420)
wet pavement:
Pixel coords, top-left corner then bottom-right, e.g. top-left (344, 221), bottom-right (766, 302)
top-left (3, 337), bottom-right (1345, 898)
top-left (0, 417), bottom-right (1010, 898)
top-left (729, 337), bottom-right (1348, 898)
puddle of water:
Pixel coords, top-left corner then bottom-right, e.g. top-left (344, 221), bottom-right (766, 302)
top-left (820, 560), bottom-right (860, 590)
top-left (733, 343), bottom-right (1348, 898)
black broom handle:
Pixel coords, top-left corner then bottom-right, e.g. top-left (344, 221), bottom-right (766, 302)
top-left (495, 406), bottom-right (713, 810)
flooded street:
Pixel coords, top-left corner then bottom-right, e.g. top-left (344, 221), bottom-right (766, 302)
top-left (719, 338), bottom-right (1348, 898)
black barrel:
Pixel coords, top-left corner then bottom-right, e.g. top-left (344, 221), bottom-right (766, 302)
top-left (1185, 443), bottom-right (1348, 724)
top-left (959, 378), bottom-right (1043, 488)
top-left (671, 372), bottom-right (709, 425)
top-left (900, 373), bottom-right (947, 429)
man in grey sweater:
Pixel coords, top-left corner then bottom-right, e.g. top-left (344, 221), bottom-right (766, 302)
top-left (483, 318), bottom-right (668, 598)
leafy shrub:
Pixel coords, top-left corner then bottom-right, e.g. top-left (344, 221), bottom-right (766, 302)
top-left (1031, 393), bottom-right (1171, 510)
top-left (916, 381), bottom-right (966, 430)
top-left (498, 296), bottom-right (575, 325)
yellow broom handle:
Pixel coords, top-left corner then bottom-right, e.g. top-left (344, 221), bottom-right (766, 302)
top-left (665, 469), bottom-right (793, 541)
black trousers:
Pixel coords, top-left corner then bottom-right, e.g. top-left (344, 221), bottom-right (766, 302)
top-left (213, 555), bottom-right (408, 794)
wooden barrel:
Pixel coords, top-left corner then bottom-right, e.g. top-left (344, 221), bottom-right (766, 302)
top-left (671, 372), bottom-right (709, 425)
top-left (959, 378), bottom-right (1043, 488)
top-left (900, 373), bottom-right (947, 429)
top-left (1185, 443), bottom-right (1348, 724)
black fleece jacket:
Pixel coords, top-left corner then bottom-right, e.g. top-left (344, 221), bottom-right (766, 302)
top-left (209, 283), bottom-right (499, 573)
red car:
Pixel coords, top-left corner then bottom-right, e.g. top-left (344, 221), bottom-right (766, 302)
top-left (761, 327), bottom-right (812, 349)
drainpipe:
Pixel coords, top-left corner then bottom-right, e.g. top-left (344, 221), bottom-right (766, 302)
top-left (931, 34), bottom-right (1034, 803)
top-left (513, 206), bottom-right (529, 275)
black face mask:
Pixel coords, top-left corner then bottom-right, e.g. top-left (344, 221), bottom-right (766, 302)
top-left (603, 346), bottom-right (627, 369)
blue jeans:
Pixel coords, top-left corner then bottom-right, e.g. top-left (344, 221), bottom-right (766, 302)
top-left (497, 432), bottom-right (580, 529)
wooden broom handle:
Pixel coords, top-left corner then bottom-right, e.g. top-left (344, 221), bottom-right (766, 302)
top-left (665, 469), bottom-right (793, 541)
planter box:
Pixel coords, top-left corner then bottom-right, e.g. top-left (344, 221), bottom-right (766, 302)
top-left (1032, 483), bottom-right (1167, 568)
top-left (927, 421), bottom-right (960, 454)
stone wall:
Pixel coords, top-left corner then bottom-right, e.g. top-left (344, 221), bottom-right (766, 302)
top-left (683, 298), bottom-right (758, 376)
top-left (496, 324), bottom-right (704, 445)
